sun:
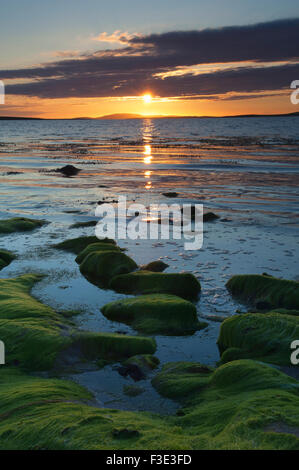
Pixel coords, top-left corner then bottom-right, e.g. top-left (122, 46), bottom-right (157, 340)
top-left (143, 93), bottom-right (152, 104)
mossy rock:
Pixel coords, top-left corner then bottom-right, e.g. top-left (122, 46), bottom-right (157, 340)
top-left (110, 271), bottom-right (201, 300)
top-left (75, 242), bottom-right (121, 264)
top-left (73, 332), bottom-right (156, 361)
top-left (152, 362), bottom-right (213, 400)
top-left (226, 274), bottom-right (299, 310)
top-left (217, 311), bottom-right (299, 365)
top-left (140, 260), bottom-right (169, 272)
top-left (152, 359), bottom-right (299, 449)
top-left (119, 354), bottom-right (160, 380)
top-left (53, 236), bottom-right (116, 254)
top-left (80, 251), bottom-right (137, 285)
top-left (0, 275), bottom-right (71, 371)
top-left (123, 385), bottom-right (144, 397)
top-left (69, 220), bottom-right (98, 229)
top-left (0, 217), bottom-right (47, 234)
top-left (0, 250), bottom-right (16, 271)
top-left (101, 294), bottom-right (207, 335)
top-left (0, 361), bottom-right (299, 449)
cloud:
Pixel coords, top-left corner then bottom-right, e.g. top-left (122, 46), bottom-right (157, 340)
top-left (1, 19), bottom-right (298, 100)
top-left (92, 30), bottom-right (142, 45)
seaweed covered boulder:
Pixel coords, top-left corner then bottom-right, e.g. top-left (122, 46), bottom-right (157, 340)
top-left (226, 274), bottom-right (299, 310)
top-left (152, 359), bottom-right (299, 449)
top-left (69, 220), bottom-right (97, 229)
top-left (75, 242), bottom-right (121, 264)
top-left (0, 274), bottom-right (71, 371)
top-left (0, 249), bottom-right (16, 271)
top-left (140, 260), bottom-right (169, 273)
top-left (0, 217), bottom-right (47, 235)
top-left (118, 354), bottom-right (160, 381)
top-left (110, 271), bottom-right (201, 300)
top-left (73, 332), bottom-right (156, 361)
top-left (152, 362), bottom-right (213, 400)
top-left (53, 236), bottom-right (116, 254)
top-left (217, 311), bottom-right (299, 365)
top-left (80, 251), bottom-right (137, 285)
top-left (101, 294), bottom-right (207, 335)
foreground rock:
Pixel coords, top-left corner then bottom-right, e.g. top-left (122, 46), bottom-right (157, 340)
top-left (0, 249), bottom-right (16, 271)
top-left (151, 359), bottom-right (299, 449)
top-left (217, 311), bottom-right (299, 365)
top-left (109, 271), bottom-right (201, 300)
top-left (226, 274), bottom-right (299, 310)
top-left (69, 220), bottom-right (97, 229)
top-left (80, 251), bottom-right (137, 286)
top-left (101, 294), bottom-right (207, 335)
top-left (0, 217), bottom-right (47, 234)
top-left (117, 354), bottom-right (159, 381)
top-left (53, 236), bottom-right (115, 254)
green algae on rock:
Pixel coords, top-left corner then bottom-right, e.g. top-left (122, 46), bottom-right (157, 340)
top-left (53, 235), bottom-right (116, 254)
top-left (0, 249), bottom-right (16, 271)
top-left (0, 274), bottom-right (71, 371)
top-left (217, 311), bottom-right (299, 365)
top-left (109, 271), bottom-right (201, 300)
top-left (75, 242), bottom-right (121, 264)
top-left (140, 260), bottom-right (169, 272)
top-left (73, 332), bottom-right (156, 361)
top-left (80, 251), bottom-right (138, 285)
top-left (226, 274), bottom-right (299, 310)
top-left (152, 359), bottom-right (299, 449)
top-left (69, 220), bottom-right (98, 229)
top-left (101, 294), bottom-right (207, 335)
top-left (0, 217), bottom-right (47, 234)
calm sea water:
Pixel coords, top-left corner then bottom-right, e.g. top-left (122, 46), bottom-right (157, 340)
top-left (0, 117), bottom-right (298, 413)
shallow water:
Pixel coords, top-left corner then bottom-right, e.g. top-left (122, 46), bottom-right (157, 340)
top-left (0, 117), bottom-right (298, 414)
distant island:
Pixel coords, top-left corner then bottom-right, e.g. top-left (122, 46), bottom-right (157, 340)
top-left (1, 112), bottom-right (299, 120)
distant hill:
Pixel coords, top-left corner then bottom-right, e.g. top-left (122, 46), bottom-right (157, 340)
top-left (1, 112), bottom-right (299, 120)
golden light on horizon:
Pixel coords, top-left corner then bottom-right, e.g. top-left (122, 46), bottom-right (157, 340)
top-left (143, 93), bottom-right (152, 104)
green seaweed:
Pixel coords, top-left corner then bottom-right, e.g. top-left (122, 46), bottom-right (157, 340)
top-left (217, 311), bottom-right (299, 365)
top-left (109, 271), bottom-right (201, 300)
top-left (0, 249), bottom-right (16, 271)
top-left (101, 294), bottom-right (207, 335)
top-left (0, 217), bottom-right (47, 234)
top-left (80, 251), bottom-right (137, 285)
top-left (53, 236), bottom-right (116, 254)
top-left (0, 275), bottom-right (71, 370)
top-left (69, 220), bottom-right (97, 229)
top-left (226, 274), bottom-right (299, 310)
top-left (73, 332), bottom-right (156, 360)
top-left (75, 242), bottom-right (121, 264)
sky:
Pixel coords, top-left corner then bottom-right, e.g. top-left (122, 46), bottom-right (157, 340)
top-left (0, 0), bottom-right (299, 118)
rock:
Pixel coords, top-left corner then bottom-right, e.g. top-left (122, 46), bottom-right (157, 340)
top-left (55, 165), bottom-right (81, 177)
top-left (101, 294), bottom-right (207, 335)
top-left (0, 217), bottom-right (47, 234)
top-left (203, 212), bottom-right (219, 222)
top-left (163, 192), bottom-right (179, 198)
top-left (255, 300), bottom-right (272, 311)
top-left (217, 311), bottom-right (299, 365)
top-left (109, 271), bottom-right (201, 300)
top-left (69, 220), bottom-right (97, 229)
top-left (226, 274), bottom-right (299, 310)
top-left (75, 242), bottom-right (121, 264)
top-left (80, 251), bottom-right (138, 285)
top-left (140, 260), bottom-right (169, 272)
top-left (0, 249), bottom-right (16, 271)
top-left (73, 332), bottom-right (156, 361)
top-left (53, 236), bottom-right (116, 254)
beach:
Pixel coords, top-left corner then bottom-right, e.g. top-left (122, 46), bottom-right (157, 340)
top-left (0, 116), bottom-right (299, 448)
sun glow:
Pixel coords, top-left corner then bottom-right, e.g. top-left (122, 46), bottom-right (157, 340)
top-left (143, 93), bottom-right (152, 104)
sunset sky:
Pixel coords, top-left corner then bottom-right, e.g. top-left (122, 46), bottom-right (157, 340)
top-left (1, 0), bottom-right (299, 118)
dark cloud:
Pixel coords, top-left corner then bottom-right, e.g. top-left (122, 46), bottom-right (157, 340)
top-left (1, 19), bottom-right (299, 100)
